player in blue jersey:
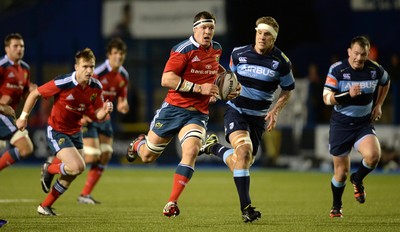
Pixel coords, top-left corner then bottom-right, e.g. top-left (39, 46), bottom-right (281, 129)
top-left (322, 36), bottom-right (390, 218)
top-left (200, 16), bottom-right (295, 222)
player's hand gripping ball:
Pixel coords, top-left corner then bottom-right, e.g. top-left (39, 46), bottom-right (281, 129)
top-left (215, 70), bottom-right (239, 100)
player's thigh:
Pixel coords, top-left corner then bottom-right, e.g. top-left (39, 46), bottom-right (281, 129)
top-left (99, 133), bottom-right (113, 145)
top-left (83, 137), bottom-right (100, 148)
top-left (357, 135), bottom-right (381, 161)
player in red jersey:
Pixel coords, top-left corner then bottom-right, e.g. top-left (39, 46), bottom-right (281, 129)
top-left (126, 11), bottom-right (239, 217)
top-left (16, 48), bottom-right (113, 216)
top-left (77, 38), bottom-right (130, 204)
top-left (0, 33), bottom-right (36, 172)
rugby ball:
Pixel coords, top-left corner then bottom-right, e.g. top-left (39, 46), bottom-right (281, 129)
top-left (215, 71), bottom-right (239, 100)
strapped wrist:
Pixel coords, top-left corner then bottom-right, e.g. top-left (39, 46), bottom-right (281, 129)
top-left (334, 91), bottom-right (352, 104)
top-left (177, 80), bottom-right (194, 92)
top-left (19, 111), bottom-right (29, 120)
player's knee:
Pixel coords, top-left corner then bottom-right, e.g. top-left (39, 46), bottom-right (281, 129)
top-left (10, 130), bottom-right (33, 157)
top-left (180, 129), bottom-right (205, 146)
top-left (145, 137), bottom-right (168, 156)
top-left (231, 134), bottom-right (253, 163)
top-left (235, 145), bottom-right (252, 163)
top-left (365, 154), bottom-right (380, 168)
top-left (65, 162), bottom-right (86, 176)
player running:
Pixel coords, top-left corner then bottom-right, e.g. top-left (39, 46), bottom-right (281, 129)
top-left (126, 11), bottom-right (238, 217)
top-left (78, 38), bottom-right (129, 204)
top-left (16, 48), bottom-right (113, 216)
top-left (322, 36), bottom-right (390, 218)
top-left (199, 16), bottom-right (295, 222)
top-left (0, 33), bottom-right (36, 172)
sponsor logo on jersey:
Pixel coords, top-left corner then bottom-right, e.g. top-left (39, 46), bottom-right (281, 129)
top-left (239, 57), bottom-right (247, 63)
top-left (66, 103), bottom-right (86, 112)
top-left (101, 79), bottom-right (108, 84)
top-left (66, 94), bottom-right (75, 100)
top-left (190, 69), bottom-right (218, 75)
top-left (6, 83), bottom-right (23, 90)
top-left (325, 76), bottom-right (337, 86)
top-left (191, 56), bottom-right (201, 62)
top-left (102, 90), bottom-right (117, 96)
top-left (238, 64), bottom-right (276, 78)
top-left (344, 81), bottom-right (377, 90)
top-left (343, 73), bottom-right (351, 80)
top-left (205, 64), bottom-right (212, 69)
top-left (7, 72), bottom-right (15, 78)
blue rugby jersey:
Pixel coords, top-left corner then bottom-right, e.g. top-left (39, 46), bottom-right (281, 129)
top-left (324, 59), bottom-right (390, 123)
top-left (227, 45), bottom-right (295, 117)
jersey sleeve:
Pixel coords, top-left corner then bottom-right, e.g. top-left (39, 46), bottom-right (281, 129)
top-left (37, 80), bottom-right (60, 99)
top-left (324, 63), bottom-right (340, 92)
top-left (92, 90), bottom-right (105, 113)
top-left (163, 51), bottom-right (188, 76)
top-left (117, 80), bottom-right (128, 99)
top-left (378, 66), bottom-right (390, 86)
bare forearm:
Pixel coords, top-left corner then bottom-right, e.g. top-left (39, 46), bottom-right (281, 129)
top-left (271, 90), bottom-right (291, 114)
top-left (20, 89), bottom-right (41, 119)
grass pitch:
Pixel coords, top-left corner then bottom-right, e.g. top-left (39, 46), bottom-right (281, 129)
top-left (1, 165), bottom-right (399, 232)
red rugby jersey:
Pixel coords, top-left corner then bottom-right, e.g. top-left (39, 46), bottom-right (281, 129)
top-left (163, 36), bottom-right (222, 114)
top-left (38, 72), bottom-right (104, 135)
top-left (0, 55), bottom-right (31, 110)
top-left (94, 60), bottom-right (129, 102)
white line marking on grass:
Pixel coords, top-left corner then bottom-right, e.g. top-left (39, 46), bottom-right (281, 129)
top-left (0, 199), bottom-right (36, 203)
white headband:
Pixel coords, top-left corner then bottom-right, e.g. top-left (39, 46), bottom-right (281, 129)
top-left (193, 19), bottom-right (215, 28)
top-left (255, 23), bottom-right (278, 39)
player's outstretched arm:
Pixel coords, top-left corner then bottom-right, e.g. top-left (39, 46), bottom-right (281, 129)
top-left (16, 88), bottom-right (41, 131)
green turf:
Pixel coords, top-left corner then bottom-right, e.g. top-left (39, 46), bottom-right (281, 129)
top-left (1, 166), bottom-right (399, 231)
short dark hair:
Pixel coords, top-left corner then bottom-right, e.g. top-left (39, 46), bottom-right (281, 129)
top-left (107, 37), bottom-right (127, 54)
top-left (75, 48), bottom-right (95, 64)
top-left (4, 33), bottom-right (23, 47)
top-left (193, 11), bottom-right (216, 24)
top-left (350, 36), bottom-right (370, 50)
